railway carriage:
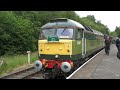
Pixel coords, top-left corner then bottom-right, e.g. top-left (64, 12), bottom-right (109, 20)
top-left (34, 18), bottom-right (105, 77)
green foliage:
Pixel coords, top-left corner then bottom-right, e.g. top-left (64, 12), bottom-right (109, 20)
top-left (0, 11), bottom-right (110, 56)
top-left (110, 31), bottom-right (117, 37)
top-left (0, 51), bottom-right (38, 75)
top-left (80, 15), bottom-right (110, 35)
top-left (115, 26), bottom-right (120, 37)
top-left (0, 11), bottom-right (36, 55)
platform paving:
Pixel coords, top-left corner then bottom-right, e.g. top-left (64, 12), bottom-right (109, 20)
top-left (69, 44), bottom-right (120, 79)
top-left (90, 44), bottom-right (120, 79)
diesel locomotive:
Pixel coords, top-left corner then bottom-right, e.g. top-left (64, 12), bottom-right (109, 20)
top-left (34, 18), bottom-right (105, 77)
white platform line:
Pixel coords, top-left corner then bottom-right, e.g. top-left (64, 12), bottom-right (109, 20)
top-left (66, 49), bottom-right (104, 79)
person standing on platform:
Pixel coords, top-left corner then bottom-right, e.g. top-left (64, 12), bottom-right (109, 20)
top-left (116, 36), bottom-right (120, 52)
top-left (104, 37), bottom-right (111, 55)
top-left (116, 36), bottom-right (120, 59)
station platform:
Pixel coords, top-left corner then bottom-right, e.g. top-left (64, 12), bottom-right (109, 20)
top-left (69, 44), bottom-right (120, 79)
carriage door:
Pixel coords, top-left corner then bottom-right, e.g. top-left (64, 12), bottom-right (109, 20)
top-left (82, 30), bottom-right (86, 57)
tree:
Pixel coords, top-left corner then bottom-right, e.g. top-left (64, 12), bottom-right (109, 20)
top-left (0, 11), bottom-right (36, 55)
top-left (110, 31), bottom-right (117, 37)
top-left (115, 26), bottom-right (120, 37)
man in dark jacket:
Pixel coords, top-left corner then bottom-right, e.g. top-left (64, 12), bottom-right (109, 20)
top-left (116, 37), bottom-right (120, 52)
top-left (105, 37), bottom-right (110, 55)
top-left (116, 36), bottom-right (120, 59)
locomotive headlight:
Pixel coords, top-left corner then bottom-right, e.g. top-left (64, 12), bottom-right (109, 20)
top-left (55, 55), bottom-right (59, 58)
top-left (46, 47), bottom-right (50, 50)
top-left (59, 47), bottom-right (62, 50)
top-left (60, 62), bottom-right (71, 73)
top-left (34, 60), bottom-right (42, 71)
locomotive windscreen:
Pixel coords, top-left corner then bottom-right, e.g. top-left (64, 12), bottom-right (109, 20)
top-left (40, 28), bottom-right (73, 39)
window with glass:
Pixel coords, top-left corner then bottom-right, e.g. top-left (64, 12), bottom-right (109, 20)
top-left (76, 29), bottom-right (82, 39)
top-left (40, 28), bottom-right (73, 39)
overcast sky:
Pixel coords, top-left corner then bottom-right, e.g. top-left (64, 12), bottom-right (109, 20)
top-left (75, 11), bottom-right (120, 32)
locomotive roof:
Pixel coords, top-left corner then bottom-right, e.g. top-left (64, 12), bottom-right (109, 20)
top-left (92, 29), bottom-right (103, 36)
top-left (41, 18), bottom-right (103, 36)
top-left (41, 18), bottom-right (85, 29)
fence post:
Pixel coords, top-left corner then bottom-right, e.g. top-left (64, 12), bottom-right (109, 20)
top-left (27, 51), bottom-right (31, 64)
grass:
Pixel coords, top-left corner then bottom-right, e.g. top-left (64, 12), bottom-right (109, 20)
top-left (0, 51), bottom-right (38, 76)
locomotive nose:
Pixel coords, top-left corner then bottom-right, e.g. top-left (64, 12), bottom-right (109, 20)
top-left (34, 60), bottom-right (42, 71)
top-left (60, 62), bottom-right (71, 73)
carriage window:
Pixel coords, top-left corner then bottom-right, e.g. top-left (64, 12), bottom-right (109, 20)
top-left (76, 29), bottom-right (81, 39)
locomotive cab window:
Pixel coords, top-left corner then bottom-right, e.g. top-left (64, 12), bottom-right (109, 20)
top-left (57, 28), bottom-right (73, 39)
top-left (40, 28), bottom-right (73, 39)
top-left (76, 28), bottom-right (82, 40)
top-left (39, 29), bottom-right (56, 39)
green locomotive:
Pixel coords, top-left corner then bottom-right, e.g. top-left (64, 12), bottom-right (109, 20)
top-left (34, 18), bottom-right (105, 76)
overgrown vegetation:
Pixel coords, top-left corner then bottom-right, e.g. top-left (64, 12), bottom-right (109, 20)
top-left (0, 51), bottom-right (38, 75)
top-left (109, 26), bottom-right (120, 37)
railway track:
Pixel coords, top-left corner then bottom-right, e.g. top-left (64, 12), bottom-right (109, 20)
top-left (0, 66), bottom-right (44, 79)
